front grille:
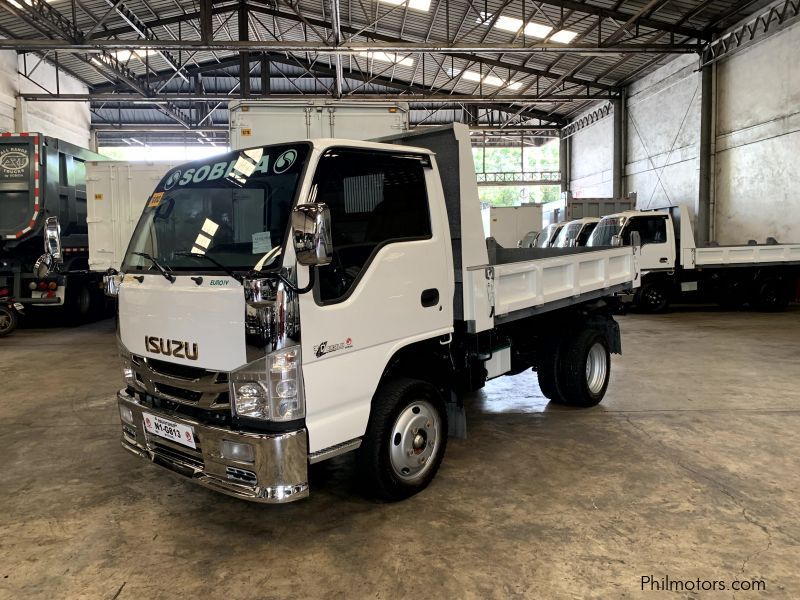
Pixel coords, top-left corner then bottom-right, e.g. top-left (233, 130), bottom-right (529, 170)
top-left (138, 392), bottom-right (232, 428)
top-left (154, 382), bottom-right (203, 403)
top-left (131, 353), bottom-right (230, 411)
top-left (144, 357), bottom-right (209, 381)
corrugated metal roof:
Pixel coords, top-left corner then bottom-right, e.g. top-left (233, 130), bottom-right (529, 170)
top-left (0, 0), bottom-right (770, 137)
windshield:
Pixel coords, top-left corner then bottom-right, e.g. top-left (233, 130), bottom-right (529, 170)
top-left (587, 217), bottom-right (625, 247)
top-left (553, 222), bottom-right (582, 248)
top-left (122, 144), bottom-right (310, 274)
top-left (535, 224), bottom-right (558, 248)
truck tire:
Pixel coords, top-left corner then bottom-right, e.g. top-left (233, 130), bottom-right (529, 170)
top-left (0, 306), bottom-right (17, 337)
top-left (554, 329), bottom-right (610, 407)
top-left (536, 337), bottom-right (565, 403)
top-left (754, 278), bottom-right (791, 312)
top-left (357, 378), bottom-right (448, 501)
top-left (635, 282), bottom-right (669, 313)
top-left (67, 283), bottom-right (93, 323)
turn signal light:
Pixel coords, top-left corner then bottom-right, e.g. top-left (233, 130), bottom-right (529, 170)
top-left (48, 281), bottom-right (57, 290)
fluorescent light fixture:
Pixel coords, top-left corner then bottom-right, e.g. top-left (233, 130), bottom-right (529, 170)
top-left (379, 0), bottom-right (431, 12)
top-left (451, 69), bottom-right (522, 91)
top-left (357, 51), bottom-right (414, 67)
top-left (523, 22), bottom-right (553, 39)
top-left (550, 29), bottom-right (578, 43)
top-left (478, 12), bottom-right (554, 39)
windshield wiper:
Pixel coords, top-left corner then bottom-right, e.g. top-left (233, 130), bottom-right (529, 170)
top-left (132, 252), bottom-right (175, 283)
top-left (176, 251), bottom-right (243, 283)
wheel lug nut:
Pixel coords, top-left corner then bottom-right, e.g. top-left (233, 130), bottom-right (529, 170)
top-left (426, 421), bottom-right (431, 428)
top-left (407, 450), bottom-right (414, 456)
top-left (420, 456), bottom-right (427, 464)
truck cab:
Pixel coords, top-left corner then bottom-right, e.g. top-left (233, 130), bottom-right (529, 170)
top-left (552, 217), bottom-right (600, 248)
top-left (588, 210), bottom-right (676, 271)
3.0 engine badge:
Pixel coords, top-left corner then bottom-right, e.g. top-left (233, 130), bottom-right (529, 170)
top-left (313, 337), bottom-right (353, 358)
top-left (145, 336), bottom-right (199, 360)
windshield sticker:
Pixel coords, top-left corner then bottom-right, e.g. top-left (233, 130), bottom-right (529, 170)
top-left (164, 170), bottom-right (182, 190)
top-left (252, 231), bottom-right (272, 254)
top-left (274, 149), bottom-right (297, 173)
top-left (147, 192), bottom-right (164, 208)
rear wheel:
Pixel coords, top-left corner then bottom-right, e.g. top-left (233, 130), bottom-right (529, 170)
top-left (754, 278), bottom-right (791, 312)
top-left (536, 337), bottom-right (565, 402)
top-left (0, 306), bottom-right (17, 337)
top-left (553, 329), bottom-right (611, 408)
top-left (357, 378), bottom-right (448, 501)
top-left (67, 283), bottom-right (93, 323)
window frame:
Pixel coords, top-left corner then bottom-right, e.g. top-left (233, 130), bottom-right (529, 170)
top-left (310, 146), bottom-right (435, 307)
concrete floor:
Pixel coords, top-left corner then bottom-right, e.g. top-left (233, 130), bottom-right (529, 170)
top-left (1, 309), bottom-right (799, 599)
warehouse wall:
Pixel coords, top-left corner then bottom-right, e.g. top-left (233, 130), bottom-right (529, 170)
top-left (0, 50), bottom-right (90, 148)
top-left (714, 22), bottom-right (800, 244)
top-left (568, 106), bottom-right (614, 197)
top-left (624, 53), bottom-right (701, 212)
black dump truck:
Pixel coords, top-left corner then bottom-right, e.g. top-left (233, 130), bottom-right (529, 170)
top-left (0, 133), bottom-right (106, 334)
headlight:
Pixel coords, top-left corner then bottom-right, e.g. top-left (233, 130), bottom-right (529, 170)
top-left (230, 347), bottom-right (305, 422)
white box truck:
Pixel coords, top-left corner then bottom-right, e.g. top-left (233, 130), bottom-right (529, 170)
top-left (481, 204), bottom-right (543, 248)
top-left (102, 124), bottom-right (640, 504)
top-left (229, 99), bottom-right (409, 150)
top-left (86, 161), bottom-right (183, 272)
top-left (588, 205), bottom-right (800, 312)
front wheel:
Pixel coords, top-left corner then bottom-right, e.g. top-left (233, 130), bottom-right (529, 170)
top-left (357, 378), bottom-right (448, 501)
top-left (553, 329), bottom-right (611, 407)
top-left (0, 306), bottom-right (17, 337)
top-left (635, 282), bottom-right (670, 313)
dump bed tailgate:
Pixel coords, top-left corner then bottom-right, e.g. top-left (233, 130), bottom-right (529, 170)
top-left (464, 246), bottom-right (640, 332)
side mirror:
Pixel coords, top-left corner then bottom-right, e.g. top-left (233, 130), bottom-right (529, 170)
top-left (291, 203), bottom-right (333, 266)
top-left (103, 269), bottom-right (122, 297)
top-left (611, 234), bottom-right (623, 247)
top-left (44, 216), bottom-right (63, 263)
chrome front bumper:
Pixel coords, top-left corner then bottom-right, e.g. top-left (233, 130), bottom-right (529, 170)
top-left (117, 390), bottom-right (309, 503)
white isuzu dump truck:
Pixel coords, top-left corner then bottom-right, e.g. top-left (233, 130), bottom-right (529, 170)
top-left (588, 206), bottom-right (800, 312)
top-left (102, 124), bottom-right (640, 503)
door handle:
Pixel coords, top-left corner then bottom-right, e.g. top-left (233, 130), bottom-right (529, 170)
top-left (659, 257), bottom-right (669, 263)
top-left (421, 288), bottom-right (439, 307)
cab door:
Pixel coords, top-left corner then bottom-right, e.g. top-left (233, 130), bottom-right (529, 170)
top-left (298, 148), bottom-right (454, 453)
top-left (626, 215), bottom-right (675, 271)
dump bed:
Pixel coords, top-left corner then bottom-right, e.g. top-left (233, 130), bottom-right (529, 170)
top-left (686, 245), bottom-right (800, 268)
top-left (379, 124), bottom-right (641, 334)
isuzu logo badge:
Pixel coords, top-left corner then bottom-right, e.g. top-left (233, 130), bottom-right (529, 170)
top-left (145, 335), bottom-right (199, 360)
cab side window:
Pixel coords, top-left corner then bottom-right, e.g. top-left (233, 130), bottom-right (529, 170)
top-left (311, 149), bottom-right (432, 303)
top-left (624, 216), bottom-right (667, 245)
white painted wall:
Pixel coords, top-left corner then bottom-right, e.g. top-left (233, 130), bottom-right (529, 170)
top-left (0, 50), bottom-right (90, 147)
top-left (569, 106), bottom-right (614, 197)
top-left (624, 53), bottom-right (701, 213)
top-left (713, 21), bottom-right (800, 244)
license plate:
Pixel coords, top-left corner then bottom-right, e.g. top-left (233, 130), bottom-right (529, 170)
top-left (142, 412), bottom-right (197, 449)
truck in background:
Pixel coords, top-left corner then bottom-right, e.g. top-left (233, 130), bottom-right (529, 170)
top-left (229, 99), bottom-right (409, 150)
top-left (0, 133), bottom-right (107, 326)
top-left (552, 217), bottom-right (600, 248)
top-left (104, 124), bottom-right (641, 504)
top-left (481, 204), bottom-right (542, 247)
top-left (87, 161), bottom-right (183, 272)
top-left (588, 205), bottom-right (800, 312)
top-left (543, 192), bottom-right (636, 227)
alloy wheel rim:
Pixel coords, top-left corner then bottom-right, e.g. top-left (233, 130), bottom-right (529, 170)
top-left (389, 400), bottom-right (440, 483)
